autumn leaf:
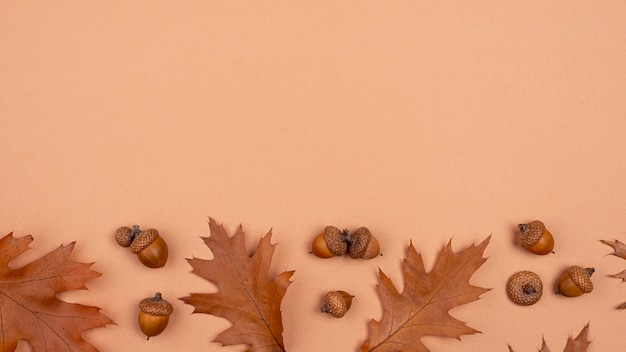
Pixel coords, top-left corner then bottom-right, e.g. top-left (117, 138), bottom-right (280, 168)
top-left (600, 239), bottom-right (626, 259)
top-left (180, 218), bottom-right (294, 352)
top-left (508, 323), bottom-right (591, 352)
top-left (600, 239), bottom-right (626, 308)
top-left (360, 236), bottom-right (490, 352)
top-left (0, 232), bottom-right (113, 352)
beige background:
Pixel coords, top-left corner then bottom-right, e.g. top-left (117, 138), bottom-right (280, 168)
top-left (2, 2), bottom-right (626, 351)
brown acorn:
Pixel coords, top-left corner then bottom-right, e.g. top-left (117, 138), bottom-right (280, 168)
top-left (321, 290), bottom-right (353, 318)
top-left (310, 226), bottom-right (349, 258)
top-left (347, 227), bottom-right (380, 259)
top-left (115, 226), bottom-right (135, 247)
top-left (556, 266), bottom-right (594, 297)
top-left (130, 227), bottom-right (169, 268)
top-left (138, 292), bottom-right (173, 340)
top-left (507, 271), bottom-right (543, 306)
top-left (518, 220), bottom-right (555, 255)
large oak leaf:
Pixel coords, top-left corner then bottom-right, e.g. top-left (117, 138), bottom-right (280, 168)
top-left (0, 232), bottom-right (113, 352)
top-left (360, 236), bottom-right (490, 352)
top-left (508, 323), bottom-right (591, 352)
top-left (180, 218), bottom-right (294, 352)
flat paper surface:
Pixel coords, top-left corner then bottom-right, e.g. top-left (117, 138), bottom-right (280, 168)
top-left (1, 2), bottom-right (625, 351)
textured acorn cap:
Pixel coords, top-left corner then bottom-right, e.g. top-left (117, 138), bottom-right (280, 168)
top-left (518, 220), bottom-right (546, 248)
top-left (507, 271), bottom-right (543, 306)
top-left (324, 226), bottom-right (348, 256)
top-left (139, 293), bottom-right (173, 316)
top-left (115, 226), bottom-right (134, 247)
top-left (130, 228), bottom-right (160, 254)
top-left (348, 227), bottom-right (372, 259)
top-left (567, 266), bottom-right (594, 293)
top-left (321, 291), bottom-right (352, 318)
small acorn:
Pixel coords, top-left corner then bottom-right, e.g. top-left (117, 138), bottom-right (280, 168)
top-left (321, 290), bottom-right (353, 318)
top-left (138, 292), bottom-right (173, 340)
top-left (347, 227), bottom-right (380, 259)
top-left (518, 220), bottom-right (555, 255)
top-left (115, 226), bottom-right (135, 247)
top-left (556, 266), bottom-right (594, 297)
top-left (130, 228), bottom-right (169, 268)
top-left (507, 271), bottom-right (543, 306)
top-left (310, 226), bottom-right (349, 258)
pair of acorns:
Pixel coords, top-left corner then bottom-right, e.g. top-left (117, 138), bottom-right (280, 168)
top-left (310, 226), bottom-right (381, 259)
top-left (115, 225), bottom-right (169, 268)
top-left (507, 266), bottom-right (595, 306)
top-left (508, 220), bottom-right (594, 306)
top-left (114, 226), bottom-right (173, 339)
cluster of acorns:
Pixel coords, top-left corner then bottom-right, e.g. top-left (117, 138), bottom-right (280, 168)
top-left (310, 226), bottom-right (381, 259)
top-left (310, 226), bottom-right (382, 318)
top-left (507, 220), bottom-right (595, 306)
top-left (114, 226), bottom-right (174, 340)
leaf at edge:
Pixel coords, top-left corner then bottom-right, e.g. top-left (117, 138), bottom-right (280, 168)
top-left (180, 218), bottom-right (294, 352)
top-left (360, 236), bottom-right (491, 352)
top-left (563, 323), bottom-right (591, 352)
top-left (0, 232), bottom-right (114, 352)
top-left (600, 239), bottom-right (626, 260)
top-left (508, 323), bottom-right (591, 352)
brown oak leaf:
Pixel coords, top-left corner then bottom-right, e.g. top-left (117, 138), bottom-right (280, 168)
top-left (608, 269), bottom-right (626, 283)
top-left (180, 218), bottom-right (294, 352)
top-left (360, 236), bottom-right (490, 352)
top-left (600, 239), bottom-right (626, 308)
top-left (508, 323), bottom-right (591, 352)
top-left (0, 232), bottom-right (113, 352)
top-left (600, 239), bottom-right (626, 259)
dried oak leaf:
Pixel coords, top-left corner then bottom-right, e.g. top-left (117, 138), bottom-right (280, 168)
top-left (600, 239), bottom-right (626, 308)
top-left (360, 236), bottom-right (490, 352)
top-left (600, 239), bottom-right (626, 259)
top-left (180, 218), bottom-right (294, 352)
top-left (0, 232), bottom-right (113, 352)
top-left (508, 323), bottom-right (591, 352)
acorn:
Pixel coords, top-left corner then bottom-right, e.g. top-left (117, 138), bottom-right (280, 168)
top-left (138, 292), bottom-right (173, 340)
top-left (556, 266), bottom-right (594, 297)
top-left (518, 220), bottom-right (554, 255)
top-left (310, 226), bottom-right (349, 258)
top-left (130, 228), bottom-right (169, 268)
top-left (347, 227), bottom-right (380, 259)
top-left (321, 290), bottom-right (353, 318)
top-left (115, 226), bottom-right (135, 247)
top-left (507, 271), bottom-right (543, 306)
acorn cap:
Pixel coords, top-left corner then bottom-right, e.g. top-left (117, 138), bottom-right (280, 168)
top-left (321, 291), bottom-right (352, 318)
top-left (324, 226), bottom-right (348, 256)
top-left (348, 227), bottom-right (372, 259)
top-left (567, 266), bottom-right (594, 293)
top-left (115, 226), bottom-right (134, 247)
top-left (507, 271), bottom-right (543, 306)
top-left (518, 220), bottom-right (545, 248)
top-left (139, 293), bottom-right (173, 316)
top-left (130, 228), bottom-right (160, 254)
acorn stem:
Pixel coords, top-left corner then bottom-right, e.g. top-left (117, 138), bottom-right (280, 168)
top-left (586, 268), bottom-right (595, 276)
top-left (522, 283), bottom-right (537, 294)
top-left (131, 225), bottom-right (141, 242)
top-left (153, 292), bottom-right (162, 301)
top-left (341, 229), bottom-right (350, 243)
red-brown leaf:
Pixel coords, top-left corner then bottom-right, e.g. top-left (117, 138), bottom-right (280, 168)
top-left (360, 236), bottom-right (490, 352)
top-left (600, 239), bottom-right (626, 259)
top-left (601, 239), bottom-right (626, 308)
top-left (0, 232), bottom-right (113, 352)
top-left (509, 323), bottom-right (591, 352)
top-left (180, 218), bottom-right (294, 352)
